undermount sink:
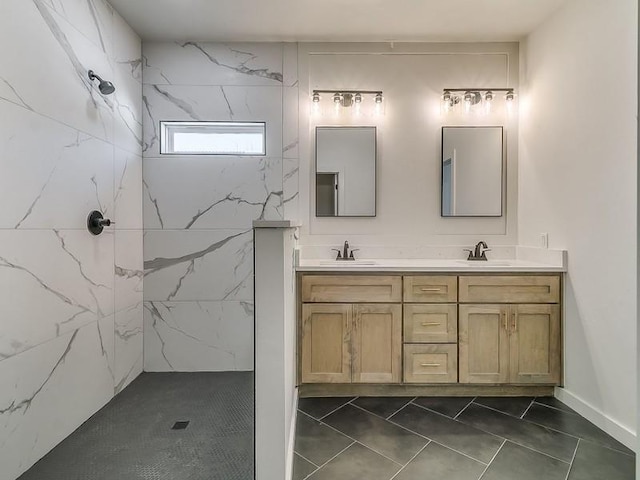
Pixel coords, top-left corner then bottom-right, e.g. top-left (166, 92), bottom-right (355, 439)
top-left (456, 260), bottom-right (514, 267)
top-left (318, 260), bottom-right (378, 265)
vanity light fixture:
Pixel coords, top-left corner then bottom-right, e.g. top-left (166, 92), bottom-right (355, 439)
top-left (442, 88), bottom-right (515, 114)
top-left (312, 89), bottom-right (384, 109)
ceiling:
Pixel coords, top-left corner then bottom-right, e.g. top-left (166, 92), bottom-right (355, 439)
top-left (108, 0), bottom-right (569, 43)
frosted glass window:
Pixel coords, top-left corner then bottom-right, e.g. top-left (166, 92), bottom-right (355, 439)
top-left (160, 121), bottom-right (266, 155)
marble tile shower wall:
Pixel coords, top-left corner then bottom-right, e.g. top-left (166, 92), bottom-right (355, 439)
top-left (0, 1), bottom-right (143, 478)
top-left (142, 42), bottom-right (299, 371)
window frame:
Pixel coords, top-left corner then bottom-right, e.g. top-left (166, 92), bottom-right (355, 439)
top-left (159, 121), bottom-right (267, 156)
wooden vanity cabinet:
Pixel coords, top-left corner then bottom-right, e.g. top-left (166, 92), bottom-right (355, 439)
top-left (300, 275), bottom-right (402, 384)
top-left (299, 272), bottom-right (562, 390)
top-left (458, 276), bottom-right (561, 385)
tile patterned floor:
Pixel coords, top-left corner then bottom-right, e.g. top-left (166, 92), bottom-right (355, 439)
top-left (293, 396), bottom-right (635, 480)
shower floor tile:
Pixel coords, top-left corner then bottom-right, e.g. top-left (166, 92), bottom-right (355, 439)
top-left (18, 372), bottom-right (254, 480)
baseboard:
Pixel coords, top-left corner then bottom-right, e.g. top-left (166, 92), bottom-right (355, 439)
top-left (554, 387), bottom-right (636, 450)
top-left (285, 388), bottom-right (299, 480)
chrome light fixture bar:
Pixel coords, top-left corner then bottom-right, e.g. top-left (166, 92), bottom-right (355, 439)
top-left (312, 89), bottom-right (383, 108)
top-left (442, 87), bottom-right (515, 111)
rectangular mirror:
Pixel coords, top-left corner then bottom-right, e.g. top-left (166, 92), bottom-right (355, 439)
top-left (441, 126), bottom-right (503, 217)
top-left (316, 126), bottom-right (376, 217)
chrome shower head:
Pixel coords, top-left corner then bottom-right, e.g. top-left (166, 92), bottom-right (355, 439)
top-left (88, 70), bottom-right (115, 95)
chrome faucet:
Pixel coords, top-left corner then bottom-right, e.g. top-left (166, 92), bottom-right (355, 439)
top-left (331, 241), bottom-right (359, 261)
top-left (464, 241), bottom-right (491, 261)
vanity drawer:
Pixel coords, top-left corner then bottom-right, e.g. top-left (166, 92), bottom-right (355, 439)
top-left (403, 344), bottom-right (458, 383)
top-left (403, 304), bottom-right (457, 343)
top-left (459, 275), bottom-right (560, 303)
top-left (302, 275), bottom-right (402, 303)
top-left (403, 276), bottom-right (457, 303)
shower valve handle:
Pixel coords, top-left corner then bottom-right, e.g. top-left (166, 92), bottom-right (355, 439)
top-left (87, 210), bottom-right (114, 235)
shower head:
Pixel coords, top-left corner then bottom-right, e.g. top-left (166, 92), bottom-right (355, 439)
top-left (88, 70), bottom-right (115, 95)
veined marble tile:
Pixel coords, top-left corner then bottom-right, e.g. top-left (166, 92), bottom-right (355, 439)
top-left (112, 10), bottom-right (142, 81)
top-left (114, 149), bottom-right (143, 230)
top-left (0, 100), bottom-right (113, 230)
top-left (0, 321), bottom-right (114, 480)
top-left (143, 42), bottom-right (283, 86)
top-left (113, 63), bottom-right (143, 155)
top-left (143, 229), bottom-right (253, 302)
top-left (0, 229), bottom-right (114, 360)
top-left (98, 313), bottom-right (115, 381)
top-left (142, 84), bottom-right (283, 157)
top-left (283, 43), bottom-right (298, 87)
top-left (283, 86), bottom-right (299, 159)
top-left (115, 302), bottom-right (143, 393)
top-left (115, 230), bottom-right (143, 312)
top-left (283, 158), bottom-right (300, 222)
top-left (143, 301), bottom-right (253, 372)
top-left (143, 156), bottom-right (283, 230)
top-left (42, 0), bottom-right (114, 58)
top-left (0, 0), bottom-right (114, 142)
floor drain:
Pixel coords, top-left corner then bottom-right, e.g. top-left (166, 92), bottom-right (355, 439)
top-left (172, 421), bottom-right (190, 430)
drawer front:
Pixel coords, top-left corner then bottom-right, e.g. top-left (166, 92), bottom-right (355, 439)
top-left (403, 276), bottom-right (457, 303)
top-left (459, 275), bottom-right (560, 303)
top-left (403, 304), bottom-right (457, 343)
top-left (302, 275), bottom-right (402, 303)
top-left (403, 344), bottom-right (458, 383)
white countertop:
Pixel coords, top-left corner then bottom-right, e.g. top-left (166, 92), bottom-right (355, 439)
top-left (297, 257), bottom-right (566, 273)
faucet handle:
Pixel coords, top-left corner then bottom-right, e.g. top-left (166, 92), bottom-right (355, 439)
top-left (331, 248), bottom-right (342, 259)
top-left (349, 249), bottom-right (359, 259)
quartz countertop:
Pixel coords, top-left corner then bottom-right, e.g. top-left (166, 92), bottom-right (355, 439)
top-left (296, 257), bottom-right (566, 273)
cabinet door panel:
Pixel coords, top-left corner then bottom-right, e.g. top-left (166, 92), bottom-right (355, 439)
top-left (509, 304), bottom-right (561, 384)
top-left (301, 304), bottom-right (351, 383)
top-left (353, 304), bottom-right (402, 383)
top-left (459, 304), bottom-right (509, 383)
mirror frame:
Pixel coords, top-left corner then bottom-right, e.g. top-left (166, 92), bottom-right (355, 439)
top-left (440, 125), bottom-right (504, 218)
top-left (315, 126), bottom-right (377, 218)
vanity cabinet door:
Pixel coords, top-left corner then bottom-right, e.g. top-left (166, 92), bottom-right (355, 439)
top-left (352, 304), bottom-right (402, 383)
top-left (459, 304), bottom-right (510, 383)
top-left (301, 304), bottom-right (352, 383)
top-left (509, 304), bottom-right (561, 384)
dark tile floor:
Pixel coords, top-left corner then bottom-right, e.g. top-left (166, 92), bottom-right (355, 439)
top-left (18, 372), bottom-right (254, 480)
top-left (293, 396), bottom-right (635, 480)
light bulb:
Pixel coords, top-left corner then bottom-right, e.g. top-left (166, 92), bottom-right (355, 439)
top-left (374, 93), bottom-right (383, 104)
top-left (354, 93), bottom-right (362, 103)
top-left (312, 92), bottom-right (320, 103)
top-left (333, 92), bottom-right (342, 104)
top-left (484, 91), bottom-right (493, 114)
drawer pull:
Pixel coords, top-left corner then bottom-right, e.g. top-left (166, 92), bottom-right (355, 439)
top-left (420, 363), bottom-right (441, 367)
top-left (421, 322), bottom-right (442, 326)
top-left (420, 288), bottom-right (442, 292)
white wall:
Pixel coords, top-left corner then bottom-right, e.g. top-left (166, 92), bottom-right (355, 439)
top-left (254, 224), bottom-right (298, 480)
top-left (298, 43), bottom-right (519, 251)
top-left (0, 1), bottom-right (143, 478)
top-left (519, 0), bottom-right (637, 445)
top-left (141, 42), bottom-right (299, 371)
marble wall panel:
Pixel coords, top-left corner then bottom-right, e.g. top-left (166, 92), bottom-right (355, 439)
top-left (0, 0), bottom-right (115, 142)
top-left (143, 229), bottom-right (253, 302)
top-left (143, 42), bottom-right (284, 86)
top-left (143, 156), bottom-right (282, 230)
top-left (0, 230), bottom-right (114, 360)
top-left (143, 301), bottom-right (253, 371)
top-left (0, 321), bottom-right (115, 480)
top-left (0, 101), bottom-right (113, 230)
